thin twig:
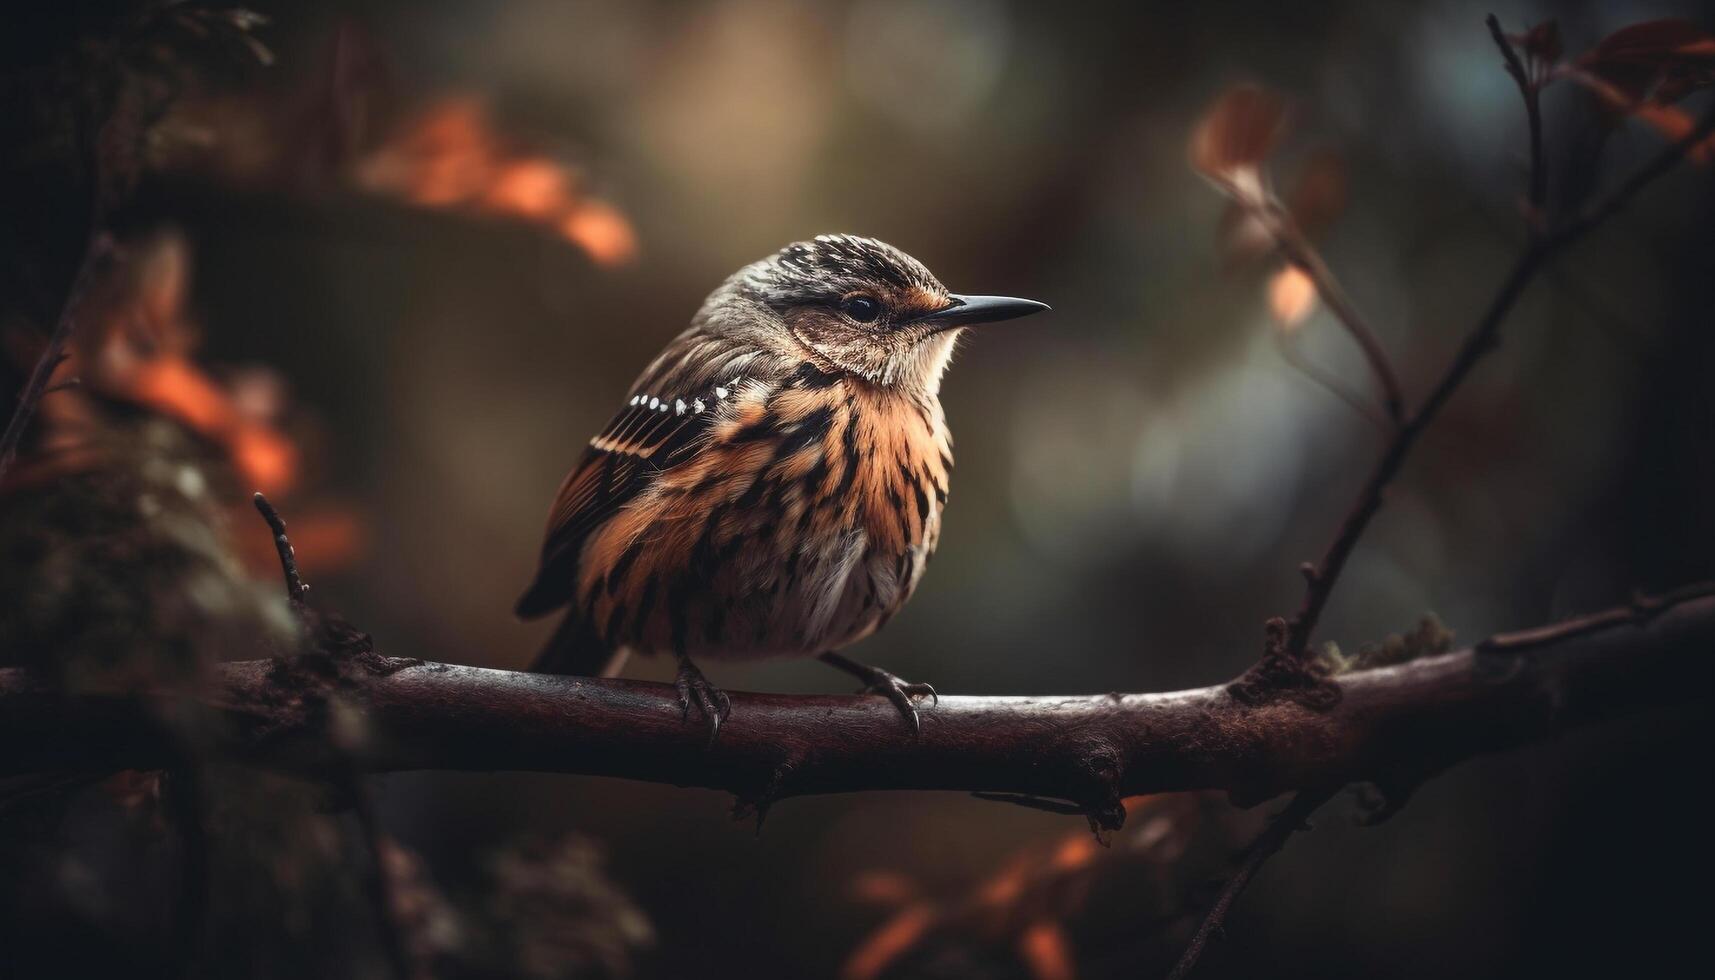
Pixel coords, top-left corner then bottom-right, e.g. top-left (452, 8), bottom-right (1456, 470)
top-left (1275, 331), bottom-right (1390, 431)
top-left (1266, 207), bottom-right (1407, 424)
top-left (1554, 101), bottom-right (1715, 245)
top-left (0, 233), bottom-right (113, 485)
top-left (1478, 581), bottom-right (1715, 654)
top-left (167, 761), bottom-right (211, 979)
top-left (349, 781), bottom-right (415, 980)
top-left (1283, 96), bottom-right (1715, 661)
top-left (1486, 15), bottom-right (1547, 219)
top-left (251, 492), bottom-right (308, 606)
top-left (248, 495), bottom-right (410, 980)
top-left (970, 791), bottom-right (1089, 816)
top-left (1165, 787), bottom-right (1337, 980)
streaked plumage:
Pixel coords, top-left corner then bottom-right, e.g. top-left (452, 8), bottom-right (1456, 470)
top-left (517, 235), bottom-right (1047, 735)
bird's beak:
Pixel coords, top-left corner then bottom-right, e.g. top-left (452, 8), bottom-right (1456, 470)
top-left (903, 294), bottom-right (1051, 329)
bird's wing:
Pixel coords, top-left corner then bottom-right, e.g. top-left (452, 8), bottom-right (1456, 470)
top-left (514, 365), bottom-right (757, 619)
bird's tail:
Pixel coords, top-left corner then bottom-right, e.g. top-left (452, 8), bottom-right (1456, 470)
top-left (529, 612), bottom-right (629, 677)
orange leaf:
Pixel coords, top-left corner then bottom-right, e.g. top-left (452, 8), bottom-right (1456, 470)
top-left (850, 870), bottom-right (919, 907)
top-left (560, 199), bottom-right (640, 268)
top-left (1577, 19), bottom-right (1715, 103)
top-left (1017, 921), bottom-right (1077, 980)
top-left (842, 904), bottom-right (935, 980)
top-left (1631, 101), bottom-right (1715, 165)
top-left (1568, 68), bottom-right (1715, 164)
top-left (1190, 84), bottom-right (1287, 199)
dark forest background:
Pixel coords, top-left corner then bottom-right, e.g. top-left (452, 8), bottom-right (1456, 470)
top-left (2, 1), bottom-right (1712, 978)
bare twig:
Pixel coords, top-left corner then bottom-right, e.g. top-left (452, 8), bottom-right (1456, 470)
top-left (1264, 205), bottom-right (1407, 424)
top-left (251, 492), bottom-right (309, 607)
top-left (1275, 331), bottom-right (1390, 431)
top-left (0, 233), bottom-right (113, 485)
top-left (249, 496), bottom-right (409, 980)
top-left (1554, 102), bottom-right (1715, 245)
top-left (166, 762), bottom-right (211, 979)
top-left (1487, 15), bottom-right (1547, 219)
top-left (1478, 581), bottom-right (1715, 654)
top-left (1284, 98), bottom-right (1715, 662)
top-left (1165, 787), bottom-right (1338, 980)
top-left (349, 784), bottom-right (415, 980)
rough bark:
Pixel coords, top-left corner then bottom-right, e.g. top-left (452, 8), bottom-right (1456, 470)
top-left (4, 594), bottom-right (1710, 824)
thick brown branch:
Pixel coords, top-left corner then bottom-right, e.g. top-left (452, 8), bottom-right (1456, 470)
top-left (3, 594), bottom-right (1711, 815)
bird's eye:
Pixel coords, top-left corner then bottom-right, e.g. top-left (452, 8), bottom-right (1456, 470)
top-left (840, 295), bottom-right (882, 323)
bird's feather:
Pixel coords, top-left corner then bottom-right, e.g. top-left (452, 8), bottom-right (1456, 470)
top-left (515, 342), bottom-right (773, 620)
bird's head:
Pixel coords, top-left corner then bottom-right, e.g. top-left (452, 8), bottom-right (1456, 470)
top-left (702, 234), bottom-right (1047, 394)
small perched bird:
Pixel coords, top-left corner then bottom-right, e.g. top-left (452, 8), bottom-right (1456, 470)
top-left (517, 234), bottom-right (1047, 737)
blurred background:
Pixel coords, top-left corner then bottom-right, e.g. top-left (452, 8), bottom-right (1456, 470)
top-left (2, 1), bottom-right (1712, 977)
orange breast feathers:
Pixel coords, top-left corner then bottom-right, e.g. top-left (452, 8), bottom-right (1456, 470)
top-left (570, 374), bottom-right (953, 658)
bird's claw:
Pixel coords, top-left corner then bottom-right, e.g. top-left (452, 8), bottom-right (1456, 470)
top-left (675, 657), bottom-right (730, 746)
top-left (859, 673), bottom-right (937, 734)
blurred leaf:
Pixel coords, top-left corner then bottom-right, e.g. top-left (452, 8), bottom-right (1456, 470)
top-left (1189, 84), bottom-right (1287, 202)
top-left (1576, 19), bottom-right (1715, 103)
top-left (1513, 21), bottom-right (1563, 67)
top-left (1016, 921), bottom-right (1077, 980)
top-left (1568, 68), bottom-right (1715, 165)
top-left (851, 870), bottom-right (921, 907)
top-left (842, 904), bottom-right (936, 980)
top-left (356, 98), bottom-right (639, 266)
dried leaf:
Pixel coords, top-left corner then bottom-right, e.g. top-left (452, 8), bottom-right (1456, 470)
top-left (1190, 84), bottom-right (1287, 200)
top-left (841, 904), bottom-right (936, 980)
top-left (1577, 18), bottom-right (1715, 103)
top-left (357, 99), bottom-right (639, 266)
top-left (1515, 21), bottom-right (1563, 66)
top-left (1630, 100), bottom-right (1715, 164)
top-left (850, 870), bottom-right (919, 907)
top-left (1267, 265), bottom-right (1318, 329)
top-left (1569, 68), bottom-right (1715, 164)
top-left (1017, 921), bottom-right (1077, 980)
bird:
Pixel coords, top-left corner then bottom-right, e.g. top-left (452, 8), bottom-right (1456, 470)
top-left (516, 234), bottom-right (1048, 739)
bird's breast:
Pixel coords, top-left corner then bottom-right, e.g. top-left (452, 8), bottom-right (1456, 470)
top-left (577, 375), bottom-right (953, 660)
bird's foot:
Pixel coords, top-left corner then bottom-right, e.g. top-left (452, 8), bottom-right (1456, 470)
top-left (862, 671), bottom-right (938, 734)
top-left (819, 652), bottom-right (937, 734)
top-left (675, 655), bottom-right (731, 746)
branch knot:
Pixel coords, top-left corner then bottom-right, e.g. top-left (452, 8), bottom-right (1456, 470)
top-left (1227, 617), bottom-right (1343, 710)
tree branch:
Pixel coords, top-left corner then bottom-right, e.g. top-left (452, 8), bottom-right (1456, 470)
top-left (1486, 15), bottom-right (1547, 218)
top-left (1284, 98), bottom-right (1715, 661)
top-left (3, 592), bottom-right (1710, 816)
top-left (1266, 209), bottom-right (1406, 424)
top-left (1165, 786), bottom-right (1338, 980)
